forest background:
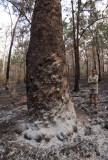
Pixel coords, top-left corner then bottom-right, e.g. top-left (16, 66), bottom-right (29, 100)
top-left (0, 0), bottom-right (108, 90)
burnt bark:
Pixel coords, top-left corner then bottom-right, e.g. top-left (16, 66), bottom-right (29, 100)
top-left (71, 0), bottom-right (80, 92)
top-left (96, 45), bottom-right (101, 81)
top-left (92, 44), bottom-right (96, 70)
top-left (89, 28), bottom-right (97, 70)
top-left (74, 47), bottom-right (80, 91)
top-left (26, 0), bottom-right (76, 130)
top-left (97, 50), bottom-right (101, 81)
top-left (101, 47), bottom-right (104, 77)
top-left (96, 32), bottom-right (101, 81)
top-left (85, 51), bottom-right (89, 78)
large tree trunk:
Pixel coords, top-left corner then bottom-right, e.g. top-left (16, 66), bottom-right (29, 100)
top-left (26, 0), bottom-right (76, 140)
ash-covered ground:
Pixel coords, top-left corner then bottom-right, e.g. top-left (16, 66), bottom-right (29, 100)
top-left (0, 79), bottom-right (108, 160)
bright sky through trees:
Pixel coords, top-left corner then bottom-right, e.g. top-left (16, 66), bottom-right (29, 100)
top-left (0, 0), bottom-right (107, 58)
top-left (61, 0), bottom-right (108, 20)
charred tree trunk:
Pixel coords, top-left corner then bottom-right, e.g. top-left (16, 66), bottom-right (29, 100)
top-left (89, 28), bottom-right (97, 70)
top-left (96, 46), bottom-right (101, 81)
top-left (85, 51), bottom-right (89, 78)
top-left (71, 0), bottom-right (80, 92)
top-left (96, 33), bottom-right (101, 81)
top-left (96, 49), bottom-right (101, 81)
top-left (5, 15), bottom-right (21, 89)
top-left (76, 0), bottom-right (81, 81)
top-left (92, 44), bottom-right (96, 70)
top-left (26, 0), bottom-right (76, 139)
top-left (74, 47), bottom-right (80, 91)
top-left (101, 47), bottom-right (104, 78)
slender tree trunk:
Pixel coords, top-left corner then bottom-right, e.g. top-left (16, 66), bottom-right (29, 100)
top-left (24, 63), bottom-right (26, 83)
top-left (71, 48), bottom-right (75, 76)
top-left (71, 0), bottom-right (80, 91)
top-left (87, 59), bottom-right (89, 78)
top-left (5, 15), bottom-right (21, 89)
top-left (96, 49), bottom-right (101, 81)
top-left (26, 0), bottom-right (76, 138)
top-left (96, 47), bottom-right (101, 81)
top-left (86, 51), bottom-right (89, 78)
top-left (96, 33), bottom-right (101, 81)
top-left (101, 47), bottom-right (104, 78)
top-left (74, 47), bottom-right (80, 91)
top-left (92, 44), bottom-right (96, 69)
top-left (15, 64), bottom-right (17, 82)
top-left (76, 0), bottom-right (81, 80)
top-left (89, 28), bottom-right (97, 70)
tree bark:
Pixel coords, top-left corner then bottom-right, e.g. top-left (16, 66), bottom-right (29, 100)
top-left (92, 44), bottom-right (96, 70)
top-left (96, 48), bottom-right (101, 81)
top-left (89, 28), bottom-right (97, 70)
top-left (96, 32), bottom-right (101, 81)
top-left (76, 0), bottom-right (81, 81)
top-left (71, 0), bottom-right (80, 92)
top-left (74, 47), bottom-right (80, 91)
top-left (101, 46), bottom-right (105, 78)
top-left (26, 0), bottom-right (76, 137)
top-left (85, 51), bottom-right (89, 78)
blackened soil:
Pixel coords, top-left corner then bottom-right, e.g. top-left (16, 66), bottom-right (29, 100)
top-left (0, 79), bottom-right (108, 160)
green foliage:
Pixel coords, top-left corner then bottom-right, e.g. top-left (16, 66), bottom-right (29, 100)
top-left (11, 40), bottom-right (29, 66)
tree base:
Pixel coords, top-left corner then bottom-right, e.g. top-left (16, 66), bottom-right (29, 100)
top-left (19, 101), bottom-right (76, 143)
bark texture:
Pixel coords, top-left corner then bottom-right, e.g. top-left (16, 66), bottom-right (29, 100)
top-left (96, 33), bottom-right (101, 81)
top-left (71, 0), bottom-right (80, 92)
top-left (26, 0), bottom-right (76, 128)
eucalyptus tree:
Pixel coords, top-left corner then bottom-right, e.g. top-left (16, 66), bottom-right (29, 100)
top-left (63, 20), bottom-right (75, 77)
top-left (0, 25), bottom-right (10, 76)
top-left (0, 0), bottom-right (34, 88)
top-left (1, 0), bottom-right (34, 24)
top-left (94, 22), bottom-right (108, 81)
top-left (5, 13), bottom-right (21, 89)
top-left (26, 0), bottom-right (76, 138)
top-left (70, 0), bottom-right (108, 91)
top-left (11, 38), bottom-right (29, 82)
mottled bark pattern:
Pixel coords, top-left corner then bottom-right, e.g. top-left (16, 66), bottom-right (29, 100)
top-left (26, 0), bottom-right (76, 122)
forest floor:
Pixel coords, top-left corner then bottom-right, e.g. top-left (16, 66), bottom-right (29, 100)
top-left (0, 78), bottom-right (108, 160)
